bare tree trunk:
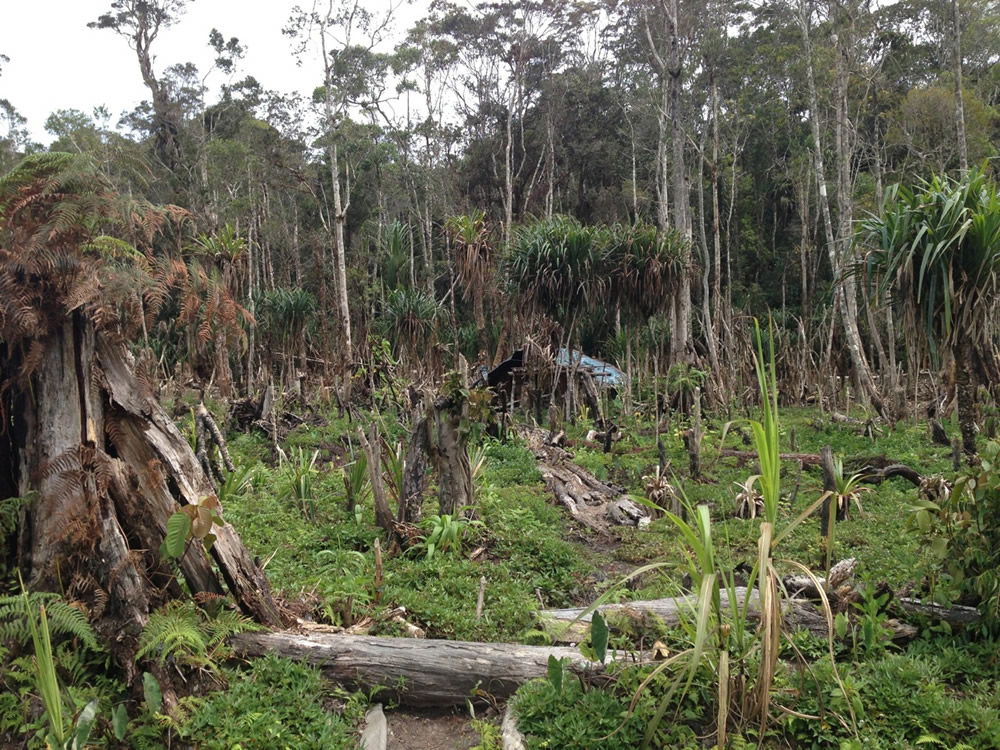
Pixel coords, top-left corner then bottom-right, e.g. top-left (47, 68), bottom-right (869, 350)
top-left (952, 0), bottom-right (969, 173)
top-left (329, 142), bottom-right (353, 356)
top-left (956, 337), bottom-right (977, 456)
top-left (710, 72), bottom-right (724, 349)
top-left (665, 0), bottom-right (692, 364)
top-left (798, 0), bottom-right (885, 417)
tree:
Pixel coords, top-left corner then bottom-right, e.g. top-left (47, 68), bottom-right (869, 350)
top-left (861, 169), bottom-right (1000, 456)
top-left (285, 0), bottom-right (398, 360)
top-left (89, 0), bottom-right (190, 170)
top-left (0, 153), bottom-right (282, 689)
top-left (446, 210), bottom-right (493, 354)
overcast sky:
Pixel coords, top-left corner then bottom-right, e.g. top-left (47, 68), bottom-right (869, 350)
top-left (1, 0), bottom-right (434, 144)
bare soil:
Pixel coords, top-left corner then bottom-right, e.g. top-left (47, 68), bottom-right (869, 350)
top-left (386, 708), bottom-right (483, 750)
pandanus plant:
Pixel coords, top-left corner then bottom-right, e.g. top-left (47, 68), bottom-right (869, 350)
top-left (446, 211), bottom-right (492, 336)
top-left (860, 169), bottom-right (1000, 456)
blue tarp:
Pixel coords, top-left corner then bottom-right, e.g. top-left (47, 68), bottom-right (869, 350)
top-left (556, 348), bottom-right (625, 387)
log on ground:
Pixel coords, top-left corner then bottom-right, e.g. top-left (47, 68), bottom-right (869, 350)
top-left (517, 425), bottom-right (649, 533)
top-left (538, 587), bottom-right (829, 641)
top-left (231, 632), bottom-right (633, 707)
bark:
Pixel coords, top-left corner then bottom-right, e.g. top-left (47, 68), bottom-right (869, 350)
top-left (357, 425), bottom-right (396, 541)
top-left (8, 315), bottom-right (284, 676)
top-left (425, 396), bottom-right (473, 517)
top-left (896, 597), bottom-right (980, 626)
top-left (718, 450), bottom-right (824, 466)
top-left (401, 421), bottom-right (429, 525)
top-left (230, 631), bottom-right (619, 707)
top-left (518, 426), bottom-right (649, 533)
top-left (952, 0), bottom-right (969, 173)
top-left (538, 587), bottom-right (829, 642)
top-left (956, 337), bottom-right (978, 456)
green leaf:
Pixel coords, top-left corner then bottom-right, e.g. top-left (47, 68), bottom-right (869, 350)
top-left (202, 532), bottom-right (217, 553)
top-left (71, 699), bottom-right (98, 750)
top-left (835, 612), bottom-right (849, 639)
top-left (161, 512), bottom-right (191, 560)
top-left (547, 654), bottom-right (563, 693)
top-left (143, 671), bottom-right (162, 714)
top-left (111, 703), bottom-right (128, 740)
top-left (590, 611), bottom-right (609, 664)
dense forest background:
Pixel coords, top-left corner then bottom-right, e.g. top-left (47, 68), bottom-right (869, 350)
top-left (2, 0), bottom-right (998, 410)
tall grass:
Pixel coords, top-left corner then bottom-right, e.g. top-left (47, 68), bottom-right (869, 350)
top-left (586, 320), bottom-right (852, 748)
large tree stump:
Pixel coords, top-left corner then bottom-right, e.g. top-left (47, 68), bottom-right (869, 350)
top-left (4, 322), bottom-right (284, 682)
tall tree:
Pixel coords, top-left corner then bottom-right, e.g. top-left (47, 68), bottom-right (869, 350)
top-left (89, 0), bottom-right (189, 170)
top-left (285, 0), bottom-right (397, 359)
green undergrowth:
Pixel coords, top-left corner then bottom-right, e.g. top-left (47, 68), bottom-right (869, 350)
top-left (2, 397), bottom-right (992, 748)
top-left (224, 427), bottom-right (587, 642)
top-left (565, 407), bottom-right (953, 596)
top-left (176, 654), bottom-right (366, 749)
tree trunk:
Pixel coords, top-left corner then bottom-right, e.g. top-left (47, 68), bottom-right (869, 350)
top-left (952, 0), bottom-right (969, 173)
top-left (6, 317), bottom-right (284, 678)
top-left (955, 337), bottom-right (977, 456)
top-left (231, 631), bottom-right (618, 708)
top-left (428, 399), bottom-right (473, 517)
top-left (667, 0), bottom-right (692, 364)
top-left (538, 587), bottom-right (828, 642)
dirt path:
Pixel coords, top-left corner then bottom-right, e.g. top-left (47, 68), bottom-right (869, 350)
top-left (386, 708), bottom-right (483, 750)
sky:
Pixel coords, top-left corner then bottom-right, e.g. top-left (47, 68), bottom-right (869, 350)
top-left (1, 0), bottom-right (433, 144)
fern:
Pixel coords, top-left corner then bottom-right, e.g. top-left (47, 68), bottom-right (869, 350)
top-left (137, 600), bottom-right (259, 670)
top-left (0, 492), bottom-right (33, 535)
top-left (0, 591), bottom-right (100, 652)
top-left (137, 601), bottom-right (207, 666)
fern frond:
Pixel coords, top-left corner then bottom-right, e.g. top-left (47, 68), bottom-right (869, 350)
top-left (202, 607), bottom-right (260, 650)
top-left (137, 601), bottom-right (207, 666)
top-left (0, 591), bottom-right (100, 652)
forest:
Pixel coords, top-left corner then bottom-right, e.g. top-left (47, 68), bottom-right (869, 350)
top-left (1, 0), bottom-right (1000, 747)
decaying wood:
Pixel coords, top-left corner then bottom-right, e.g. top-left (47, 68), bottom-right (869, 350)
top-left (718, 449), bottom-right (824, 466)
top-left (99, 340), bottom-right (285, 628)
top-left (896, 598), bottom-right (981, 626)
top-left (357, 425), bottom-right (396, 541)
top-left (929, 418), bottom-right (951, 447)
top-left (194, 402), bottom-right (235, 487)
top-left (819, 444), bottom-right (840, 534)
top-left (6, 318), bottom-right (283, 696)
top-left (360, 704), bottom-right (388, 750)
top-left (719, 449), bottom-right (927, 490)
top-left (230, 631), bottom-right (627, 707)
top-left (517, 425), bottom-right (649, 533)
top-left (831, 411), bottom-right (863, 425)
top-left (783, 558), bottom-right (858, 599)
top-left (537, 587), bottom-right (830, 641)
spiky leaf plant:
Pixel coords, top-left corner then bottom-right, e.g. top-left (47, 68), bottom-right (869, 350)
top-left (860, 169), bottom-right (1000, 455)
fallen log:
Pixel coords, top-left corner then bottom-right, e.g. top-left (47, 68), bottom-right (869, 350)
top-left (231, 631), bottom-right (631, 707)
top-left (719, 450), bottom-right (927, 489)
top-left (896, 598), bottom-right (981, 627)
top-left (719, 449), bottom-right (823, 466)
top-left (783, 558), bottom-right (858, 599)
top-left (502, 705), bottom-right (527, 750)
top-left (538, 587), bottom-right (829, 641)
top-left (517, 425), bottom-right (649, 533)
